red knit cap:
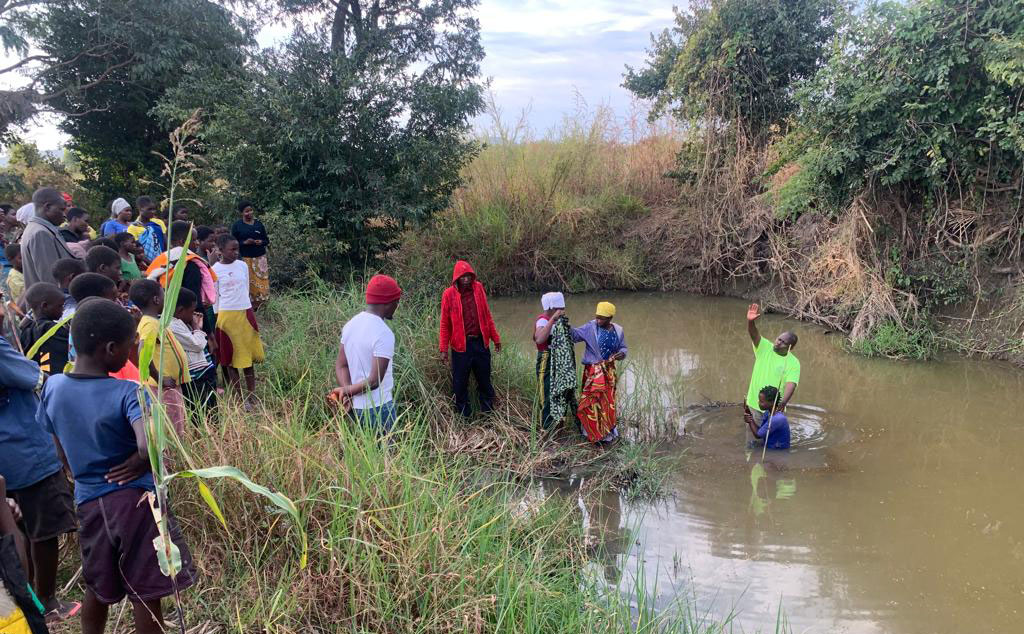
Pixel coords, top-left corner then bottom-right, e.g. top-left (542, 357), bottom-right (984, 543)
top-left (365, 274), bottom-right (402, 304)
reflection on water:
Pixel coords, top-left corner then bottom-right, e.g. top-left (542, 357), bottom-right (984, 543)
top-left (493, 292), bottom-right (1024, 634)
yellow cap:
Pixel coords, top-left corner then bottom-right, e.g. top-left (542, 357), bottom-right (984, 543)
top-left (595, 301), bottom-right (616, 318)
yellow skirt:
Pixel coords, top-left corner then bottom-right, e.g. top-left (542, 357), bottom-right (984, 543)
top-left (244, 255), bottom-right (270, 303)
top-left (215, 309), bottom-right (265, 369)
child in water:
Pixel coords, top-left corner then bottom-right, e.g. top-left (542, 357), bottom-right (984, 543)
top-left (744, 385), bottom-right (791, 450)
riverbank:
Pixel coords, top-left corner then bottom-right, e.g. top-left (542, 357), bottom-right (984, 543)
top-left (391, 111), bottom-right (1024, 365)
top-left (53, 285), bottom-right (704, 633)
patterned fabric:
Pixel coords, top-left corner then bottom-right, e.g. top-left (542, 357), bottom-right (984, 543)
top-left (598, 326), bottom-right (619, 361)
top-left (578, 360), bottom-right (617, 442)
top-left (244, 255), bottom-right (269, 304)
top-left (135, 225), bottom-right (161, 261)
top-left (538, 315), bottom-right (577, 429)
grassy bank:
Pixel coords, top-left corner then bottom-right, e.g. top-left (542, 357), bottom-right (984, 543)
top-left (52, 285), bottom-right (753, 633)
top-left (393, 109), bottom-right (1024, 364)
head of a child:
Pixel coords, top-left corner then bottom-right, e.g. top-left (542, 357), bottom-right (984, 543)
top-left (758, 386), bottom-right (781, 413)
top-left (113, 231), bottom-right (136, 255)
top-left (129, 278), bottom-right (163, 316)
top-left (85, 245), bottom-right (122, 283)
top-left (196, 226), bottom-right (216, 254)
top-left (4, 243), bottom-right (21, 272)
top-left (89, 237), bottom-right (118, 252)
top-left (172, 205), bottom-right (189, 222)
top-left (24, 282), bottom-right (65, 321)
top-left (66, 207), bottom-right (90, 237)
top-left (217, 234), bottom-right (239, 264)
top-left (214, 225), bottom-right (229, 238)
top-left (169, 220), bottom-right (193, 248)
top-left (174, 288), bottom-right (197, 322)
top-left (71, 298), bottom-right (136, 373)
top-left (51, 258), bottom-right (86, 291)
top-left (70, 272), bottom-right (117, 304)
top-left (135, 196), bottom-right (157, 222)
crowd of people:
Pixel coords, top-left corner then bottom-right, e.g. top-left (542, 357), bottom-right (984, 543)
top-left (0, 189), bottom-right (802, 633)
top-left (0, 187), bottom-right (270, 632)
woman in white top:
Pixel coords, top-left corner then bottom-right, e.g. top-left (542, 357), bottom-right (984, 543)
top-left (210, 235), bottom-right (264, 406)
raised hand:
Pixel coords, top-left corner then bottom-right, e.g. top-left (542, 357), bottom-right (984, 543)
top-left (747, 303), bottom-right (761, 322)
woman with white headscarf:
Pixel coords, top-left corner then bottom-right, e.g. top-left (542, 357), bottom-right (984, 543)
top-left (533, 292), bottom-right (578, 430)
top-left (100, 198), bottom-right (133, 237)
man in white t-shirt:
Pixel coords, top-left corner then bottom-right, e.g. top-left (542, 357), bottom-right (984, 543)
top-left (331, 274), bottom-right (402, 432)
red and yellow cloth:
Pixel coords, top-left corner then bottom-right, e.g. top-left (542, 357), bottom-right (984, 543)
top-left (578, 360), bottom-right (617, 442)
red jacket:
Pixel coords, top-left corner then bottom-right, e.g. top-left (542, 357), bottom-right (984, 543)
top-left (439, 260), bottom-right (501, 353)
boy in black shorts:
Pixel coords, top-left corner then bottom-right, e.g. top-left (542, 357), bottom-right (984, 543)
top-left (37, 298), bottom-right (196, 634)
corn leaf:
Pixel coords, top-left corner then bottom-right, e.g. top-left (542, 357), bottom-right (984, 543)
top-left (25, 314), bottom-right (72, 360)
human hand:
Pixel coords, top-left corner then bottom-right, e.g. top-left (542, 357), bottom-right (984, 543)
top-left (191, 311), bottom-right (204, 330)
top-left (440, 350), bottom-right (449, 366)
top-left (6, 498), bottom-right (21, 523)
top-left (551, 309), bottom-right (564, 321)
top-left (244, 238), bottom-right (257, 245)
top-left (494, 341), bottom-right (502, 353)
top-left (105, 453), bottom-right (151, 485)
top-left (747, 303), bottom-right (760, 321)
top-left (327, 388), bottom-right (352, 413)
top-left (612, 351), bottom-right (625, 361)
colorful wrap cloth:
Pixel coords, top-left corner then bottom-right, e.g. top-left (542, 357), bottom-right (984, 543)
top-left (244, 255), bottom-right (270, 304)
top-left (578, 360), bottom-right (617, 442)
top-left (537, 315), bottom-right (577, 429)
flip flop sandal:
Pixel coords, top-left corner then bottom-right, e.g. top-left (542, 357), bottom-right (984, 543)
top-left (45, 600), bottom-right (82, 623)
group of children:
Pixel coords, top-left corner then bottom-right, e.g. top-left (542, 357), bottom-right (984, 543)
top-left (0, 194), bottom-right (268, 632)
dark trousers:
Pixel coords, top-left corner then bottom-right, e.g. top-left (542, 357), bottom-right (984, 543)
top-left (451, 336), bottom-right (495, 417)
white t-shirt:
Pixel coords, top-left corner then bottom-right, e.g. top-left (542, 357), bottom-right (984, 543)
top-left (211, 260), bottom-right (251, 312)
top-left (340, 311), bottom-right (395, 410)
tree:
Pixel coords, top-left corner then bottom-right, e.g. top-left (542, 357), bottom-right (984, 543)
top-left (624, 0), bottom-right (841, 135)
top-left (161, 0), bottom-right (485, 266)
top-left (6, 0), bottom-right (251, 200)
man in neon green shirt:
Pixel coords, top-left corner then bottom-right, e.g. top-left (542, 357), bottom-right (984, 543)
top-left (745, 303), bottom-right (800, 420)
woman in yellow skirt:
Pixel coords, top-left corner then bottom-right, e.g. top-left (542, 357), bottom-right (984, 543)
top-left (230, 200), bottom-right (270, 309)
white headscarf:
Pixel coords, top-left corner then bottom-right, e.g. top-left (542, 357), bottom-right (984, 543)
top-left (541, 292), bottom-right (565, 310)
top-left (110, 197), bottom-right (131, 218)
top-left (15, 202), bottom-right (34, 224)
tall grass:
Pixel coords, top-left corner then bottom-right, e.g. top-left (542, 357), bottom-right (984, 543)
top-left (130, 282), bottom-right (780, 633)
top-left (394, 105), bottom-right (681, 294)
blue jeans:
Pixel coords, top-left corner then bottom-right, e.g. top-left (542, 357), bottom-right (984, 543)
top-left (351, 401), bottom-right (397, 433)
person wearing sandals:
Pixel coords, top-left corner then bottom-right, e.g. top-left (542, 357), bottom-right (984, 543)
top-left (0, 327), bottom-right (80, 623)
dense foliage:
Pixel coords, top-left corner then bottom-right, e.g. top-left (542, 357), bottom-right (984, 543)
top-left (159, 0), bottom-right (485, 270)
top-left (624, 0), bottom-right (840, 135)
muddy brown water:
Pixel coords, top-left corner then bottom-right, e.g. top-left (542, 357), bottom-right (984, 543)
top-left (490, 292), bottom-right (1024, 634)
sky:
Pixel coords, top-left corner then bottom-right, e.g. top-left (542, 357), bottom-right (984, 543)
top-left (2, 0), bottom-right (677, 151)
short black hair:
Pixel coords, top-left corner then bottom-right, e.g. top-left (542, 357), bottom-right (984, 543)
top-left (3, 242), bottom-right (19, 261)
top-left (89, 237), bottom-right (119, 251)
top-left (71, 298), bottom-right (135, 356)
top-left (85, 245), bottom-right (120, 272)
top-left (66, 206), bottom-right (88, 221)
top-left (129, 278), bottom-right (163, 309)
top-left (0, 203), bottom-right (13, 214)
top-left (135, 195), bottom-right (155, 209)
top-left (176, 287), bottom-right (197, 309)
top-left (759, 385), bottom-right (781, 409)
top-left (169, 220), bottom-right (192, 245)
top-left (196, 225), bottom-right (214, 241)
top-left (70, 272), bottom-right (115, 302)
top-left (237, 199), bottom-right (253, 214)
top-left (216, 233), bottom-right (237, 249)
top-left (51, 258), bottom-right (86, 285)
top-left (24, 282), bottom-right (63, 310)
top-left (113, 231), bottom-right (134, 247)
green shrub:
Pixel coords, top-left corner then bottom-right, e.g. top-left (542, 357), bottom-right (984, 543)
top-left (848, 319), bottom-right (938, 360)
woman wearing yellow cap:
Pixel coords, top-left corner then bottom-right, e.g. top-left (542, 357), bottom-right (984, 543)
top-left (571, 301), bottom-right (627, 444)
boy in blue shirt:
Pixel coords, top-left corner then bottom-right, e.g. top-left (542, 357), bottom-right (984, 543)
top-left (743, 385), bottom-right (791, 450)
top-left (37, 298), bottom-right (196, 634)
top-left (0, 322), bottom-right (78, 622)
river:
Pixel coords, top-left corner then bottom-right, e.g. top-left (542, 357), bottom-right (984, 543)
top-left (490, 291), bottom-right (1024, 634)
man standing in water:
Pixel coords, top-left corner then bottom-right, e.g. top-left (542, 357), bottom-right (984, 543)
top-left (745, 303), bottom-right (800, 422)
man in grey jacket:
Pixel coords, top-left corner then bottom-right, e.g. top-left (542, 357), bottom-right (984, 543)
top-left (21, 188), bottom-right (74, 287)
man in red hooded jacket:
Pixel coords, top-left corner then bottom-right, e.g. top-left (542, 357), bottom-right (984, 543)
top-left (440, 260), bottom-right (501, 417)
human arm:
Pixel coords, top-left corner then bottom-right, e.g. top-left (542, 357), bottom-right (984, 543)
top-left (478, 285), bottom-right (501, 352)
top-left (0, 336), bottom-right (44, 391)
top-left (334, 343), bottom-right (352, 388)
top-left (612, 328), bottom-right (628, 361)
top-left (780, 382), bottom-right (796, 410)
top-left (104, 417), bottom-right (151, 485)
top-left (743, 404), bottom-right (762, 437)
top-left (439, 292), bottom-right (451, 362)
top-left (0, 476), bottom-right (29, 574)
top-left (534, 311), bottom-right (563, 345)
top-left (337, 356), bottom-right (390, 398)
top-left (747, 303), bottom-right (761, 346)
